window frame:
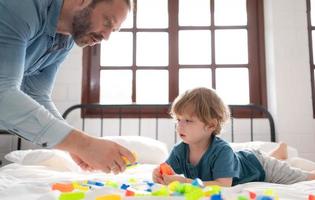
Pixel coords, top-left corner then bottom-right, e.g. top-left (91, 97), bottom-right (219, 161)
top-left (81, 0), bottom-right (267, 118)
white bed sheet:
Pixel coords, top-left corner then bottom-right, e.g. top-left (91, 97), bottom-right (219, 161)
top-left (0, 162), bottom-right (315, 200)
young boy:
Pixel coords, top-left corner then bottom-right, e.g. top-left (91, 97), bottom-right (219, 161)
top-left (152, 87), bottom-right (315, 187)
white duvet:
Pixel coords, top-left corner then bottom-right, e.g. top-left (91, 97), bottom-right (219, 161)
top-left (0, 150), bottom-right (315, 200)
top-left (0, 162), bottom-right (315, 200)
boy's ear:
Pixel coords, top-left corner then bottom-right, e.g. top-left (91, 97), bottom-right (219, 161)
top-left (206, 119), bottom-right (218, 132)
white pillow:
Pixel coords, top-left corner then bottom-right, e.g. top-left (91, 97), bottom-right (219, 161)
top-left (104, 136), bottom-right (169, 164)
top-left (5, 149), bottom-right (80, 172)
top-left (230, 141), bottom-right (299, 158)
top-left (287, 157), bottom-right (315, 171)
top-left (4, 136), bottom-right (168, 171)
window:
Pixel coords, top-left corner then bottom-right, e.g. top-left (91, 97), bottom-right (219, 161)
top-left (307, 0), bottom-right (315, 117)
top-left (82, 0), bottom-right (266, 117)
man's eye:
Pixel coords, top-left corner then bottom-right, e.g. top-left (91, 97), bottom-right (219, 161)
top-left (104, 18), bottom-right (113, 28)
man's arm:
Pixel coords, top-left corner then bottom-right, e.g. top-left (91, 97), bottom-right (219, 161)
top-left (21, 60), bottom-right (67, 120)
top-left (0, 5), bottom-right (73, 148)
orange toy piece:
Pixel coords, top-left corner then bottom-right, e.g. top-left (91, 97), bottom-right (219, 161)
top-left (159, 162), bottom-right (174, 175)
top-left (52, 183), bottom-right (74, 192)
top-left (95, 194), bottom-right (121, 200)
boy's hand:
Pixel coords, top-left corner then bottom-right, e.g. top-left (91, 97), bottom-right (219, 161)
top-left (162, 174), bottom-right (188, 185)
top-left (152, 167), bottom-right (164, 184)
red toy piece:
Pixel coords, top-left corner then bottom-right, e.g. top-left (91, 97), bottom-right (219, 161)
top-left (249, 191), bottom-right (256, 199)
top-left (125, 189), bottom-right (135, 196)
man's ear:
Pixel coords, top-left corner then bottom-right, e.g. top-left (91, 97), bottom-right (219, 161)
top-left (78, 0), bottom-right (92, 9)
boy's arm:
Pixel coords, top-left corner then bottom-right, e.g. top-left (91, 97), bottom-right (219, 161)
top-left (199, 178), bottom-right (233, 187)
top-left (162, 175), bottom-right (233, 187)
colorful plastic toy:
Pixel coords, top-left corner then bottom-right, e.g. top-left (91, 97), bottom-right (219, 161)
top-left (159, 162), bottom-right (174, 175)
top-left (59, 191), bottom-right (85, 200)
top-left (95, 194), bottom-right (121, 200)
top-left (52, 183), bottom-right (74, 192)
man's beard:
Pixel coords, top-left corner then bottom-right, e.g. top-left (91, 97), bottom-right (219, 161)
top-left (72, 7), bottom-right (93, 46)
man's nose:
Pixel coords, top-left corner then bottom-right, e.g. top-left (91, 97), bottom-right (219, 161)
top-left (100, 30), bottom-right (112, 41)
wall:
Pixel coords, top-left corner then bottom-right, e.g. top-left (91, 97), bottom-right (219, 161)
top-left (264, 0), bottom-right (315, 160)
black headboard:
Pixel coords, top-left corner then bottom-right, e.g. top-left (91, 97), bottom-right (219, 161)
top-left (62, 104), bottom-right (276, 143)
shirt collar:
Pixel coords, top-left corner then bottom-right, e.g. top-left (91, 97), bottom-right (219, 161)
top-left (46, 0), bottom-right (64, 37)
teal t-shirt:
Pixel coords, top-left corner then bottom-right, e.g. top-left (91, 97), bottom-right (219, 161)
top-left (166, 136), bottom-right (265, 186)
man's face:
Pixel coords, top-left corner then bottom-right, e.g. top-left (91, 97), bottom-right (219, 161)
top-left (72, 0), bottom-right (129, 47)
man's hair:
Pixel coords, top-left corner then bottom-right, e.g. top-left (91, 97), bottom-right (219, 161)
top-left (90, 0), bottom-right (132, 10)
top-left (170, 87), bottom-right (230, 135)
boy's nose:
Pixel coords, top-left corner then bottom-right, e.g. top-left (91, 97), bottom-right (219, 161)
top-left (176, 121), bottom-right (186, 130)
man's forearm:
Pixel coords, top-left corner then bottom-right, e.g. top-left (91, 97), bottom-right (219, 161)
top-left (55, 129), bottom-right (91, 153)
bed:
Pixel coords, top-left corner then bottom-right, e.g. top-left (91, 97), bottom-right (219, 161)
top-left (0, 104), bottom-right (314, 200)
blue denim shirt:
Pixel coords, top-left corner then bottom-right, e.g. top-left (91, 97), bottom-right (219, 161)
top-left (0, 0), bottom-right (75, 147)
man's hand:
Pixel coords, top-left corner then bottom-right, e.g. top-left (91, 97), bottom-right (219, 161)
top-left (55, 129), bottom-right (135, 174)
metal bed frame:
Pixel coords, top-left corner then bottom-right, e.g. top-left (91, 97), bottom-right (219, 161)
top-left (62, 104), bottom-right (276, 143)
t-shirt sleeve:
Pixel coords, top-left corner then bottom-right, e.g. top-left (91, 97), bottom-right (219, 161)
top-left (211, 145), bottom-right (238, 180)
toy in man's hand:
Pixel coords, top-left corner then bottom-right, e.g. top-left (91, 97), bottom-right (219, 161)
top-left (122, 152), bottom-right (138, 167)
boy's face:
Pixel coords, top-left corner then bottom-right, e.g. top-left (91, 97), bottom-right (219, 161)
top-left (72, 0), bottom-right (129, 47)
top-left (175, 113), bottom-right (212, 145)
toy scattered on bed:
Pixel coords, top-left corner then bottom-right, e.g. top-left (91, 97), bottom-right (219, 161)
top-left (51, 159), bottom-right (312, 200)
top-left (51, 162), bottom-right (315, 200)
top-left (50, 164), bottom-right (295, 200)
top-left (51, 178), bottom-right (289, 200)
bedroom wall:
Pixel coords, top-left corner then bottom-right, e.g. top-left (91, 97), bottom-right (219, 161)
top-left (2, 0), bottom-right (313, 163)
top-left (264, 0), bottom-right (315, 161)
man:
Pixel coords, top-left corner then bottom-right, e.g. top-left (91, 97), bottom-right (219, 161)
top-left (0, 0), bottom-right (135, 173)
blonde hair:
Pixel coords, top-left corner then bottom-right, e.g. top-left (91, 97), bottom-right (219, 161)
top-left (170, 87), bottom-right (230, 135)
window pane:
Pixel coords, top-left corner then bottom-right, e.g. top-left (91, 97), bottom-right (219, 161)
top-left (215, 30), bottom-right (248, 64)
top-left (215, 0), bottom-right (247, 26)
top-left (216, 68), bottom-right (249, 104)
top-left (179, 68), bottom-right (212, 94)
top-left (100, 70), bottom-right (132, 104)
top-left (136, 70), bottom-right (168, 104)
top-left (100, 32), bottom-right (132, 66)
top-left (179, 0), bottom-right (210, 26)
top-left (311, 0), bottom-right (315, 25)
top-left (137, 0), bottom-right (168, 28)
top-left (179, 30), bottom-right (211, 65)
top-left (137, 32), bottom-right (169, 66)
